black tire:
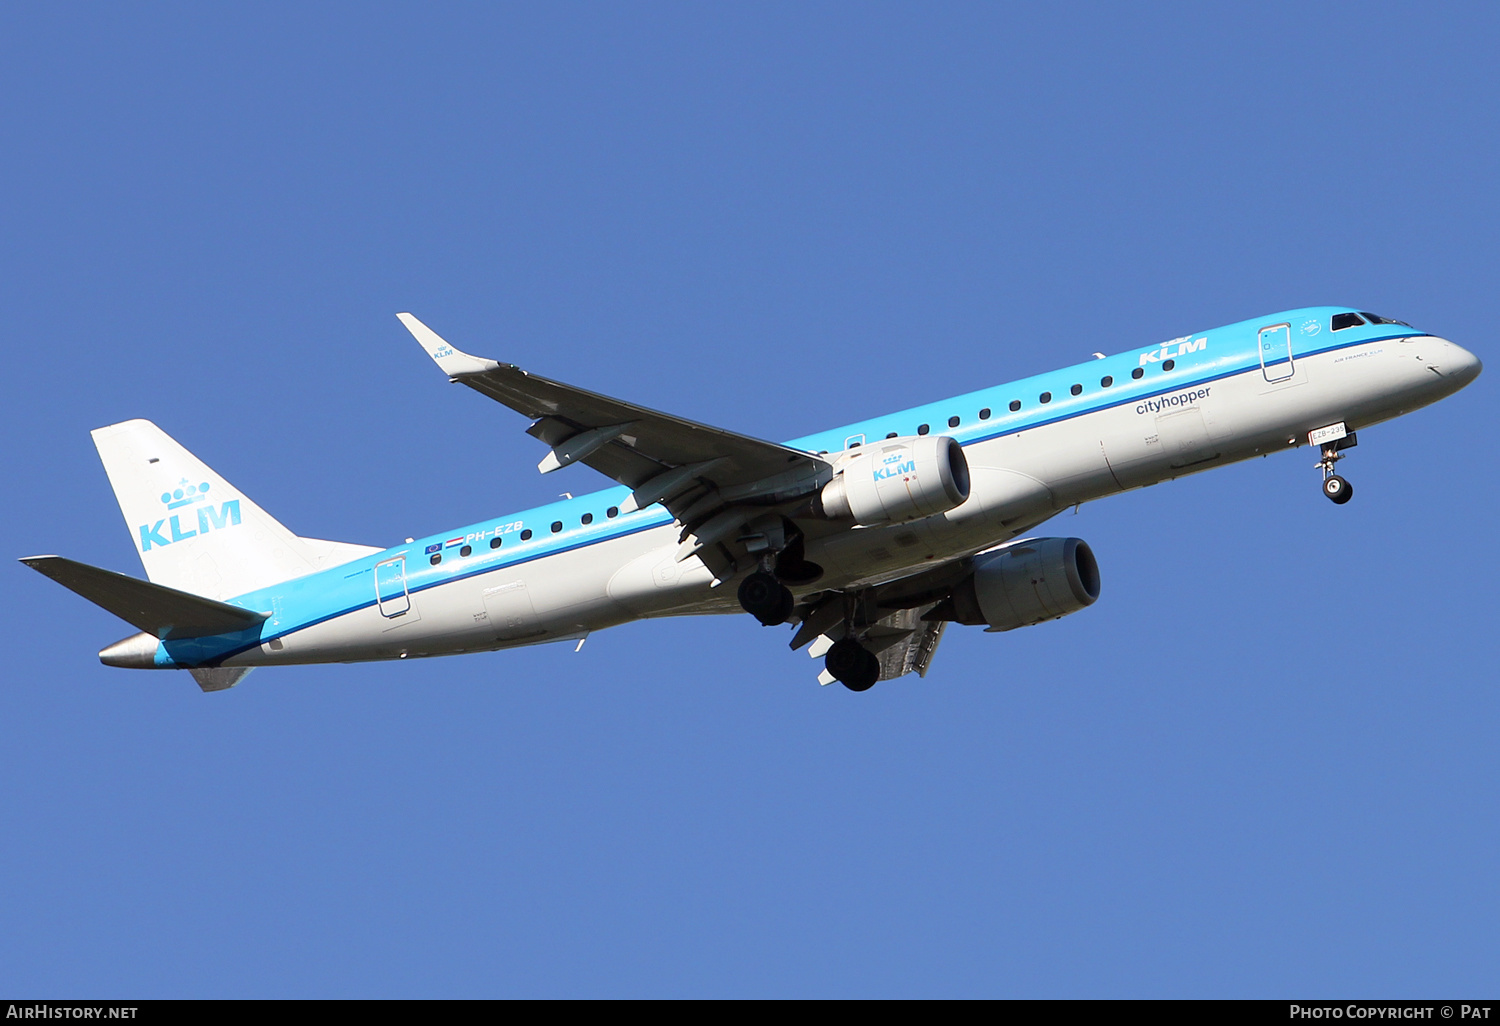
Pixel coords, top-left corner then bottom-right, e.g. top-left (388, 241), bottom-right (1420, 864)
top-left (843, 648), bottom-right (880, 692)
top-left (1323, 475), bottom-right (1353, 504)
top-left (826, 639), bottom-right (879, 692)
top-left (766, 585), bottom-right (794, 626)
top-left (825, 638), bottom-right (865, 680)
top-left (738, 571), bottom-right (794, 626)
top-left (850, 647), bottom-right (882, 692)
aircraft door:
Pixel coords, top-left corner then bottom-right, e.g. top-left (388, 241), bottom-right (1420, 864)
top-left (374, 556), bottom-right (411, 617)
top-left (1259, 323), bottom-right (1294, 383)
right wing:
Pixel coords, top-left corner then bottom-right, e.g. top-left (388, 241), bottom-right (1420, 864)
top-left (400, 313), bottom-right (835, 578)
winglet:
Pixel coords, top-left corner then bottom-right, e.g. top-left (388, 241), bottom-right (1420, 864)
top-left (397, 313), bottom-right (502, 378)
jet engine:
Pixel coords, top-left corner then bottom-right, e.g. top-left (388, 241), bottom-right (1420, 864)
top-left (930, 537), bottom-right (1100, 632)
top-left (817, 436), bottom-right (970, 526)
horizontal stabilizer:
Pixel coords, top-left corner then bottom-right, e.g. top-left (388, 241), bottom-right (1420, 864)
top-left (20, 556), bottom-right (268, 641)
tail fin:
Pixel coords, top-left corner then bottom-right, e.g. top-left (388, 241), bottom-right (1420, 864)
top-left (91, 419), bottom-right (380, 600)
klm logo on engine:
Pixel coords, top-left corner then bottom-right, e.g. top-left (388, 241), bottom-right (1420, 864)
top-left (874, 453), bottom-right (916, 481)
top-left (137, 479), bottom-right (241, 552)
top-left (1140, 335), bottom-right (1208, 366)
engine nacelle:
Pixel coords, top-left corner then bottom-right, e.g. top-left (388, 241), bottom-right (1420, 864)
top-left (938, 537), bottom-right (1100, 632)
top-left (817, 436), bottom-right (970, 526)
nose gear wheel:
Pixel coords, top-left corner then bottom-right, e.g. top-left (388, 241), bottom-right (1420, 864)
top-left (1322, 474), bottom-right (1353, 504)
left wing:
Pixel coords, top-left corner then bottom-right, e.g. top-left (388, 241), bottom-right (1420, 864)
top-left (400, 314), bottom-right (834, 579)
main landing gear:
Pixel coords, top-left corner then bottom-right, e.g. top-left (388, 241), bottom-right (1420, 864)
top-left (738, 570), bottom-right (794, 626)
top-left (824, 638), bottom-right (880, 692)
top-left (736, 524), bottom-right (823, 627)
top-left (1316, 431), bottom-right (1358, 505)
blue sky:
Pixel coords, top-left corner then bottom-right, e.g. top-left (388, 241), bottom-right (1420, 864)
top-left (2, 3), bottom-right (1496, 997)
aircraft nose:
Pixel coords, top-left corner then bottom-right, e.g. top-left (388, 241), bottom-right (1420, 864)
top-left (1434, 338), bottom-right (1483, 388)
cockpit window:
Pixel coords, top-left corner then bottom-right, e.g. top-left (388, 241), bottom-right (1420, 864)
top-left (1360, 312), bottom-right (1414, 328)
top-left (1331, 313), bottom-right (1366, 331)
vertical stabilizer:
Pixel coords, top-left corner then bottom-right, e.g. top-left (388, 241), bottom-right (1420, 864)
top-left (91, 419), bottom-right (371, 600)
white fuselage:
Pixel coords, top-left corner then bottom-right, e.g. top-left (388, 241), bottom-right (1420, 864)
top-left (221, 332), bottom-right (1473, 668)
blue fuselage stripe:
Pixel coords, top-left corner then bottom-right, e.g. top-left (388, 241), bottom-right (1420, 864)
top-left (170, 313), bottom-right (1412, 667)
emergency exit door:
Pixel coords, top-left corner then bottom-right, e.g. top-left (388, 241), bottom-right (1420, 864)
top-left (374, 556), bottom-right (411, 617)
top-left (1259, 323), bottom-right (1294, 383)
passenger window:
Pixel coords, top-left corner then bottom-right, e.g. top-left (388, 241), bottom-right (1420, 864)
top-left (581, 513), bottom-right (593, 525)
top-left (520, 529), bottom-right (532, 541)
top-left (1332, 313), bottom-right (1365, 330)
top-left (1070, 383), bottom-right (1082, 396)
top-left (948, 416), bottom-right (960, 428)
top-left (885, 432), bottom-right (898, 439)
top-left (1162, 359), bottom-right (1175, 371)
top-left (1039, 392), bottom-right (1051, 404)
top-left (460, 544), bottom-right (472, 557)
top-left (430, 553), bottom-right (442, 566)
top-left (490, 537), bottom-right (502, 549)
top-left (551, 521), bottom-right (563, 533)
top-left (917, 424), bottom-right (930, 435)
top-left (1131, 367), bottom-right (1144, 380)
top-left (1101, 375), bottom-right (1113, 387)
top-left (979, 408), bottom-right (991, 420)
top-left (606, 507), bottom-right (619, 518)
top-left (1009, 400), bottom-right (1021, 412)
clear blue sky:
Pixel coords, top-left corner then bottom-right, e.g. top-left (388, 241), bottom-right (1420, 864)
top-left (2, 3), bottom-right (1496, 998)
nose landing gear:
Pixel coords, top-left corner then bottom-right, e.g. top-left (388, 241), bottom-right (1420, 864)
top-left (1314, 429), bottom-right (1358, 505)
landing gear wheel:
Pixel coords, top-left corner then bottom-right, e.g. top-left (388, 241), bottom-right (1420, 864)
top-left (1316, 436), bottom-right (1356, 505)
top-left (1323, 475), bottom-right (1353, 504)
top-left (826, 639), bottom-right (880, 692)
top-left (738, 571), bottom-right (794, 626)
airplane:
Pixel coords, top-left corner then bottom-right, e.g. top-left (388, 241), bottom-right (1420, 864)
top-left (20, 307), bottom-right (1481, 693)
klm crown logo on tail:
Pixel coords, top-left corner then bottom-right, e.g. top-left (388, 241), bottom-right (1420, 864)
top-left (138, 479), bottom-right (241, 552)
